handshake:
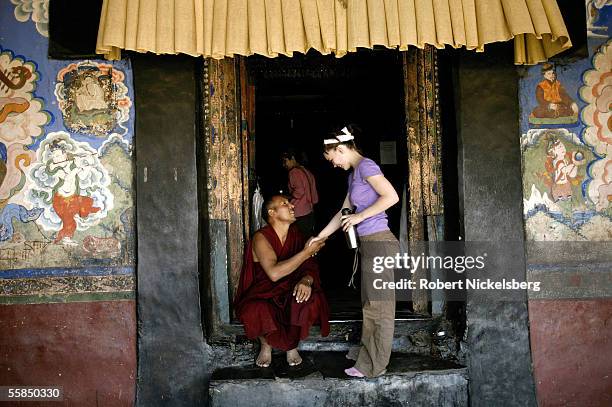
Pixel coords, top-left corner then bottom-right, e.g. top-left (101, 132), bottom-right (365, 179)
top-left (304, 236), bottom-right (327, 257)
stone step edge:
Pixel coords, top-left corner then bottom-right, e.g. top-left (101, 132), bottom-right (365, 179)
top-left (211, 367), bottom-right (467, 382)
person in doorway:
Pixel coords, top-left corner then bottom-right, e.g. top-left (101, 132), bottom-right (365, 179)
top-left (309, 124), bottom-right (400, 378)
top-left (234, 195), bottom-right (330, 368)
top-left (281, 148), bottom-right (319, 239)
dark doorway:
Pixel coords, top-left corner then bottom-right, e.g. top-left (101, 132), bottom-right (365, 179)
top-left (247, 49), bottom-right (412, 320)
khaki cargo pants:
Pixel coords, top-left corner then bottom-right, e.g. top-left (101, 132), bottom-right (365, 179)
top-left (354, 229), bottom-right (398, 377)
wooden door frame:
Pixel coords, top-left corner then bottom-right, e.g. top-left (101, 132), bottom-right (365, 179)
top-left (403, 46), bottom-right (445, 315)
top-left (201, 48), bottom-right (445, 342)
top-left (200, 58), bottom-right (247, 341)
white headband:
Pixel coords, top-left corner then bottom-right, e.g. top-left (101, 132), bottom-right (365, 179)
top-left (323, 127), bottom-right (355, 145)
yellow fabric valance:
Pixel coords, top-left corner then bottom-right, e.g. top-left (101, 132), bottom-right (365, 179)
top-left (96, 0), bottom-right (572, 65)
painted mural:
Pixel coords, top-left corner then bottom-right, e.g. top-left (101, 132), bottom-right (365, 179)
top-left (587, 0), bottom-right (612, 38)
top-left (520, 2), bottom-right (612, 241)
top-left (528, 63), bottom-right (579, 125)
top-left (55, 62), bottom-right (132, 137)
top-left (10, 0), bottom-right (49, 37)
top-left (0, 1), bottom-right (135, 303)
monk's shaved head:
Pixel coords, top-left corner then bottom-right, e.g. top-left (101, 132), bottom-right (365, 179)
top-left (262, 195), bottom-right (295, 224)
top-left (263, 195), bottom-right (285, 221)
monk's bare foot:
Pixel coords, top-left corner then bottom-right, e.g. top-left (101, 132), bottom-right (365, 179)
top-left (286, 348), bottom-right (302, 366)
top-left (256, 338), bottom-right (272, 368)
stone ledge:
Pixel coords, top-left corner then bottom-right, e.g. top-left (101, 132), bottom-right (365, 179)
top-left (209, 352), bottom-right (467, 407)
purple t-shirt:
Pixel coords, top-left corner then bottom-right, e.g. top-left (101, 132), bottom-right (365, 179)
top-left (348, 158), bottom-right (389, 236)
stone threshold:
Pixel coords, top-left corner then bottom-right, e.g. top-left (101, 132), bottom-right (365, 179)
top-left (212, 351), bottom-right (464, 381)
top-left (209, 352), bottom-right (468, 407)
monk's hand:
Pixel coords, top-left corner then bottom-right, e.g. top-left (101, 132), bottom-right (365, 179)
top-left (293, 277), bottom-right (312, 303)
top-left (306, 236), bottom-right (326, 247)
top-left (341, 213), bottom-right (364, 232)
top-left (304, 238), bottom-right (325, 257)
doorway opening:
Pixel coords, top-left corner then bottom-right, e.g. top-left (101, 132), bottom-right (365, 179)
top-left (246, 49), bottom-right (413, 320)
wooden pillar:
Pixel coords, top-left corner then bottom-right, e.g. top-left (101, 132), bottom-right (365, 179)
top-left (202, 58), bottom-right (245, 303)
top-left (403, 45), bottom-right (445, 315)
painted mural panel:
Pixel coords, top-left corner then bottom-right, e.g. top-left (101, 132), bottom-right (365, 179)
top-left (520, 3), bottom-right (612, 241)
top-left (0, 0), bottom-right (135, 303)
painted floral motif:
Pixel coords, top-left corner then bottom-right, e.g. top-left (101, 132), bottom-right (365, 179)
top-left (0, 48), bottom-right (50, 212)
top-left (580, 39), bottom-right (612, 212)
top-left (0, 51), bottom-right (50, 141)
top-left (581, 39), bottom-right (612, 153)
top-left (0, 275), bottom-right (134, 296)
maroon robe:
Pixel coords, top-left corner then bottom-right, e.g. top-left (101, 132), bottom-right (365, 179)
top-left (234, 224), bottom-right (330, 351)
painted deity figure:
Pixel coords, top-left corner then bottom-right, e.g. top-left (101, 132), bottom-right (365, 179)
top-left (75, 75), bottom-right (107, 112)
top-left (47, 141), bottom-right (100, 244)
top-left (530, 64), bottom-right (579, 124)
top-left (545, 139), bottom-right (584, 202)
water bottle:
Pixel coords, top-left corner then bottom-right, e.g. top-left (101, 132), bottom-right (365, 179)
top-left (341, 207), bottom-right (359, 249)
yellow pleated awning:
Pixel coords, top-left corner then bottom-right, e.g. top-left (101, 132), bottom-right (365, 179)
top-left (96, 0), bottom-right (572, 65)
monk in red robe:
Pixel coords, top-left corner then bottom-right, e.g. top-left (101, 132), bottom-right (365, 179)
top-left (234, 195), bottom-right (330, 367)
